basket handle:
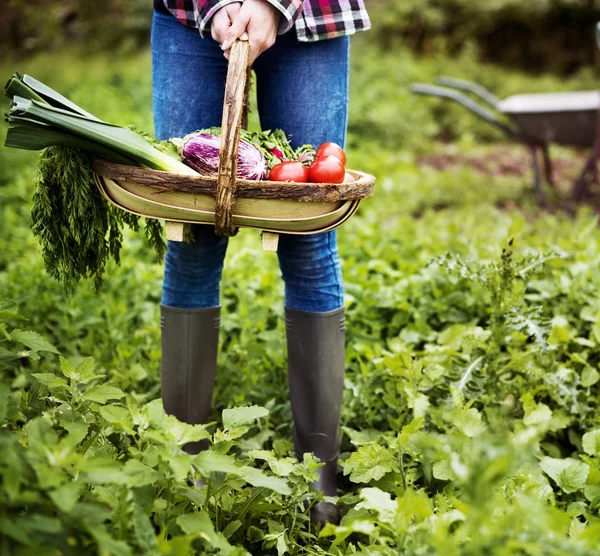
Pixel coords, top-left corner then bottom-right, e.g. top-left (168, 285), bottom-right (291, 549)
top-left (215, 39), bottom-right (250, 237)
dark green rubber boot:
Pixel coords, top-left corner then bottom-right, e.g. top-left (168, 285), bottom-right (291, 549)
top-left (160, 304), bottom-right (220, 454)
top-left (285, 306), bottom-right (346, 525)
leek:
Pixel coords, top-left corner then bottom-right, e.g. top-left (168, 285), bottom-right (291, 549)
top-left (3, 72), bottom-right (190, 294)
top-left (5, 77), bottom-right (197, 174)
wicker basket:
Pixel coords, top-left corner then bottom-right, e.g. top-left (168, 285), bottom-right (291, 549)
top-left (92, 40), bottom-right (375, 250)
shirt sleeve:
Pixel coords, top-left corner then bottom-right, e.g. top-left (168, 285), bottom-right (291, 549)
top-left (262, 0), bottom-right (305, 35)
top-left (195, 0), bottom-right (243, 38)
top-left (195, 0), bottom-right (305, 38)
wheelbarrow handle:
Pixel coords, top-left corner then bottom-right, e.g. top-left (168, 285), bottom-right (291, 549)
top-left (409, 83), bottom-right (519, 140)
top-left (436, 76), bottom-right (500, 108)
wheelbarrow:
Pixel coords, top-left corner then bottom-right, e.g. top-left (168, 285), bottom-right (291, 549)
top-left (410, 77), bottom-right (600, 202)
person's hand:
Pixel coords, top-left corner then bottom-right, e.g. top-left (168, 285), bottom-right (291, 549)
top-left (221, 0), bottom-right (281, 64)
top-left (211, 2), bottom-right (243, 46)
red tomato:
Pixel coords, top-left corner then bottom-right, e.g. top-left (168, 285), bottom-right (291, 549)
top-left (308, 155), bottom-right (345, 184)
top-left (316, 142), bottom-right (346, 166)
top-left (269, 161), bottom-right (309, 183)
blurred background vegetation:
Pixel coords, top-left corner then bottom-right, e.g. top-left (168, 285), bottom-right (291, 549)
top-left (2, 0), bottom-right (600, 73)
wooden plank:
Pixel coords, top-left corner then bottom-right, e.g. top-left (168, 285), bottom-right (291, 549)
top-left (262, 232), bottom-right (279, 252)
top-left (165, 221), bottom-right (188, 242)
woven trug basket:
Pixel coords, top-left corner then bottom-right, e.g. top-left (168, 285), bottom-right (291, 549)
top-left (92, 40), bottom-right (375, 250)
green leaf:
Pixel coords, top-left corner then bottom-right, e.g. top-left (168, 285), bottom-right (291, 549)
top-left (276, 534), bottom-right (287, 556)
top-left (62, 421), bottom-right (89, 446)
top-left (132, 503), bottom-right (157, 553)
top-left (61, 356), bottom-right (99, 383)
top-left (99, 404), bottom-right (131, 425)
top-left (164, 415), bottom-right (211, 445)
top-left (592, 320), bottom-right (600, 344)
top-left (176, 511), bottom-right (242, 554)
top-left (145, 399), bottom-right (166, 427)
top-left (247, 525), bottom-right (264, 543)
top-left (222, 405), bottom-right (269, 429)
top-left (10, 329), bottom-right (59, 358)
top-left (319, 520), bottom-right (376, 544)
top-left (506, 310), bottom-right (549, 354)
top-left (540, 457), bottom-right (590, 494)
top-left (0, 300), bottom-right (28, 321)
top-left (404, 388), bottom-right (430, 419)
top-left (166, 453), bottom-right (194, 482)
top-left (522, 397), bottom-right (553, 426)
top-left (177, 512), bottom-right (212, 536)
top-left (0, 382), bottom-right (10, 422)
top-left (0, 516), bottom-right (33, 545)
top-left (222, 520), bottom-right (243, 539)
top-left (0, 347), bottom-right (21, 364)
top-left (397, 417), bottom-right (425, 450)
top-left (156, 535), bottom-right (194, 555)
top-left (80, 457), bottom-right (129, 484)
top-left (49, 481), bottom-right (81, 513)
top-left (124, 459), bottom-right (162, 487)
top-left (194, 451), bottom-right (291, 495)
top-left (342, 427), bottom-right (383, 446)
top-left (359, 487), bottom-right (397, 525)
top-left (452, 407), bottom-right (485, 437)
top-left (82, 384), bottom-right (125, 403)
top-left (238, 466), bottom-right (291, 495)
top-left (24, 416), bottom-right (58, 448)
top-left (584, 485), bottom-right (600, 502)
top-left (343, 444), bottom-right (399, 483)
top-left (14, 513), bottom-right (63, 534)
top-left (32, 372), bottom-right (68, 390)
top-left (581, 367), bottom-right (600, 387)
top-left (582, 430), bottom-right (600, 457)
top-left (89, 524), bottom-right (133, 556)
top-left (433, 460), bottom-right (456, 481)
top-left (194, 451), bottom-right (241, 476)
top-left (248, 450), bottom-right (296, 477)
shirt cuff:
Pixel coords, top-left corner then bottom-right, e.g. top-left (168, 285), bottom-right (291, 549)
top-left (196, 0), bottom-right (242, 38)
top-left (261, 0), bottom-right (304, 35)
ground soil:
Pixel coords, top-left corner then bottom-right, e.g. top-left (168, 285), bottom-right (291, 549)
top-left (417, 145), bottom-right (590, 191)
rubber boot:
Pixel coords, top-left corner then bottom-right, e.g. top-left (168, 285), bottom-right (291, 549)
top-left (160, 304), bottom-right (220, 454)
top-left (285, 306), bottom-right (345, 525)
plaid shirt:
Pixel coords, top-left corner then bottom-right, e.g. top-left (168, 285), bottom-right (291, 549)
top-left (159, 0), bottom-right (370, 42)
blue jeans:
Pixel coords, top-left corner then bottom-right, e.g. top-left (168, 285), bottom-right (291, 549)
top-left (151, 11), bottom-right (349, 312)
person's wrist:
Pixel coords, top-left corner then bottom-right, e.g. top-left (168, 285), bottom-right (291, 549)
top-left (250, 0), bottom-right (280, 19)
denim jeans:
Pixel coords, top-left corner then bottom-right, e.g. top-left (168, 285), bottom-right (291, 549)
top-left (151, 11), bottom-right (349, 312)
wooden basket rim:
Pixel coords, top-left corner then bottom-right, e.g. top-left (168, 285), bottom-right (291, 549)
top-left (93, 173), bottom-right (363, 235)
top-left (92, 159), bottom-right (375, 203)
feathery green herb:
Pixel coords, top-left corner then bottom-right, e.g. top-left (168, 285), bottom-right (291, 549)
top-left (30, 145), bottom-right (164, 296)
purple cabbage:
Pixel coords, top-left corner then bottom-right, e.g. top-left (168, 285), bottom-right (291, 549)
top-left (177, 132), bottom-right (267, 180)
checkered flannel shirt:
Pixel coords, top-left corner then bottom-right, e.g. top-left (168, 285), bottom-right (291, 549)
top-left (159, 0), bottom-right (370, 42)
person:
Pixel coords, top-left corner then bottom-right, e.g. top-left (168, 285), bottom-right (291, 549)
top-left (151, 0), bottom-right (370, 524)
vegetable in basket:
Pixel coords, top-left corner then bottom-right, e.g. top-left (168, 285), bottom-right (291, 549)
top-left (308, 154), bottom-right (345, 184)
top-left (174, 132), bottom-right (267, 180)
top-left (269, 161), bottom-right (309, 182)
top-left (266, 142), bottom-right (348, 184)
top-left (315, 142), bottom-right (346, 166)
top-left (5, 73), bottom-right (197, 175)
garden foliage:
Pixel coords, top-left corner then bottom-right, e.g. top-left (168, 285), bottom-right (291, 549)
top-left (2, 33), bottom-right (600, 556)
